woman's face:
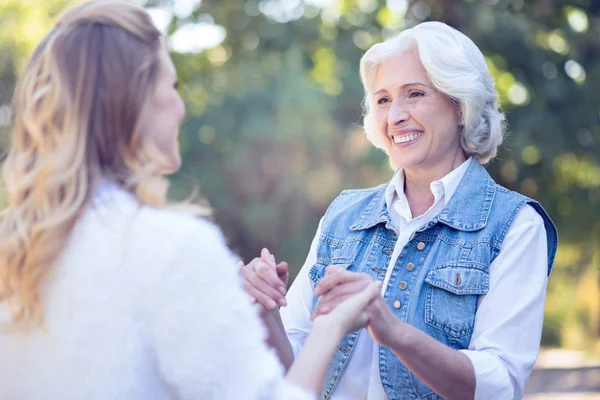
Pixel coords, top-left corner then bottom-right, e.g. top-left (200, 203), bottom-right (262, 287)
top-left (141, 44), bottom-right (186, 175)
top-left (373, 50), bottom-right (465, 175)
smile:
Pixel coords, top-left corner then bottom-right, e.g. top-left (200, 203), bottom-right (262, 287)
top-left (393, 131), bottom-right (424, 144)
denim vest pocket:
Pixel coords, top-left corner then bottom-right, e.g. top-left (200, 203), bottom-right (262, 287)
top-left (424, 262), bottom-right (489, 339)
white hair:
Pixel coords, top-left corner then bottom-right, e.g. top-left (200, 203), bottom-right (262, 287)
top-left (359, 21), bottom-right (505, 164)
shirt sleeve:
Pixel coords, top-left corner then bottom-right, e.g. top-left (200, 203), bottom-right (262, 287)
top-left (459, 204), bottom-right (549, 400)
top-left (147, 219), bottom-right (315, 400)
top-left (279, 219), bottom-right (323, 358)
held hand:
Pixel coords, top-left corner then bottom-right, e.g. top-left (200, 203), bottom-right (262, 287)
top-left (313, 267), bottom-right (399, 345)
top-left (313, 281), bottom-right (382, 335)
top-left (239, 248), bottom-right (289, 310)
top-left (365, 295), bottom-right (400, 347)
top-left (312, 267), bottom-right (374, 319)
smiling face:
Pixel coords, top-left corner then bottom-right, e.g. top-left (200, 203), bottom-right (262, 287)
top-left (373, 50), bottom-right (466, 176)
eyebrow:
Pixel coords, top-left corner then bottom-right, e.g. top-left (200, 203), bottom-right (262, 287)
top-left (373, 82), bottom-right (429, 96)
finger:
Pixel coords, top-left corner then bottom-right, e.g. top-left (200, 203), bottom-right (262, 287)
top-left (313, 279), bottom-right (371, 317)
top-left (243, 282), bottom-right (278, 310)
top-left (255, 260), bottom-right (287, 296)
top-left (261, 248), bottom-right (276, 267)
top-left (318, 280), bottom-right (372, 302)
top-left (316, 282), bottom-right (382, 334)
top-left (275, 261), bottom-right (288, 277)
top-left (344, 281), bottom-right (383, 311)
top-left (240, 264), bottom-right (286, 304)
top-left (312, 295), bottom-right (351, 319)
top-left (314, 270), bottom-right (370, 296)
top-left (325, 266), bottom-right (344, 275)
top-left (275, 262), bottom-right (289, 293)
top-left (237, 260), bottom-right (245, 269)
top-left (266, 248), bottom-right (277, 266)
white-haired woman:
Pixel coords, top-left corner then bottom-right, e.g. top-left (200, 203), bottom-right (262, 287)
top-left (241, 21), bottom-right (558, 400)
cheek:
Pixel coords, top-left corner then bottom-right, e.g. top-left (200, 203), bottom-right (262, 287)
top-left (375, 108), bottom-right (388, 129)
top-left (422, 98), bottom-right (459, 131)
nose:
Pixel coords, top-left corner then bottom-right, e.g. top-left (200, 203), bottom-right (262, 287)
top-left (388, 98), bottom-right (409, 126)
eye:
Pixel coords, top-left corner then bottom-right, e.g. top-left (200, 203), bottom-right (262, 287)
top-left (376, 97), bottom-right (390, 105)
top-left (409, 91), bottom-right (424, 98)
top-left (173, 80), bottom-right (180, 90)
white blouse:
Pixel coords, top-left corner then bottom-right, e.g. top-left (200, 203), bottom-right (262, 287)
top-left (0, 183), bottom-right (313, 400)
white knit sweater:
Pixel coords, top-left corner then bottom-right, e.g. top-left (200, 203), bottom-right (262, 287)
top-left (0, 183), bottom-right (313, 400)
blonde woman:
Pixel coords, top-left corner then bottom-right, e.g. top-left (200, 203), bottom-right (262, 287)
top-left (0, 1), bottom-right (381, 399)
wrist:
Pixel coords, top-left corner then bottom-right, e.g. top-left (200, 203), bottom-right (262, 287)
top-left (311, 316), bottom-right (344, 342)
top-left (259, 305), bottom-right (280, 321)
top-left (384, 318), bottom-right (411, 350)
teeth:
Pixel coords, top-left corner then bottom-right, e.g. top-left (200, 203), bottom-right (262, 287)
top-left (394, 131), bottom-right (423, 144)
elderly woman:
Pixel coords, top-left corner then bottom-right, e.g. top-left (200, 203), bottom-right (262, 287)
top-left (241, 21), bottom-right (558, 400)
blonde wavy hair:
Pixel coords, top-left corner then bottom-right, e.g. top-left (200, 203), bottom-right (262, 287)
top-left (0, 0), bottom-right (190, 327)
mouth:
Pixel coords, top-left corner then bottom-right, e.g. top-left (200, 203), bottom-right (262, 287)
top-left (393, 131), bottom-right (424, 144)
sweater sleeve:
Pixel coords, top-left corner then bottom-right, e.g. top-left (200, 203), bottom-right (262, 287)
top-left (147, 219), bottom-right (315, 400)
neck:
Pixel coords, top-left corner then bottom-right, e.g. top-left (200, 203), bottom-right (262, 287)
top-left (403, 153), bottom-right (467, 218)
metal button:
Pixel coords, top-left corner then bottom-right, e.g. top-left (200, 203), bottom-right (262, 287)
top-left (454, 272), bottom-right (461, 286)
top-left (393, 300), bottom-right (401, 309)
top-left (417, 242), bottom-right (425, 251)
top-left (406, 262), bottom-right (415, 271)
top-left (399, 281), bottom-right (407, 290)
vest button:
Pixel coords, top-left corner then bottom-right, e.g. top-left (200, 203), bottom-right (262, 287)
top-left (393, 300), bottom-right (401, 309)
top-left (399, 281), bottom-right (407, 290)
top-left (406, 262), bottom-right (415, 271)
top-left (416, 242), bottom-right (426, 250)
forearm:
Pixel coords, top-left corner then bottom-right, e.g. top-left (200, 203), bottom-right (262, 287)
top-left (261, 308), bottom-right (295, 371)
top-left (383, 319), bottom-right (476, 400)
top-left (285, 320), bottom-right (341, 395)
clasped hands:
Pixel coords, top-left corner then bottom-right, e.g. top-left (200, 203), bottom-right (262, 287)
top-left (240, 249), bottom-right (396, 345)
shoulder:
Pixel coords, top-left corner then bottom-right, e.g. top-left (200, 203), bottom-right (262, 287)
top-left (132, 206), bottom-right (229, 264)
top-left (492, 183), bottom-right (553, 231)
top-left (328, 182), bottom-right (388, 211)
top-left (135, 206), bottom-right (220, 244)
top-left (339, 182), bottom-right (388, 198)
top-left (493, 183), bottom-right (529, 205)
top-left (88, 184), bottom-right (231, 266)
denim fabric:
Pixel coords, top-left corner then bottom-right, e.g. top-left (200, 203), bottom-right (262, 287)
top-left (309, 160), bottom-right (558, 400)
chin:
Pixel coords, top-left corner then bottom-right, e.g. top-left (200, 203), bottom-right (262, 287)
top-left (389, 152), bottom-right (427, 171)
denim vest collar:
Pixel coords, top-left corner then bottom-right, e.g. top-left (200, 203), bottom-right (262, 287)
top-left (349, 160), bottom-right (495, 232)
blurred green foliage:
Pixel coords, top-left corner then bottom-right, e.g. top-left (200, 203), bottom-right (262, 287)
top-left (0, 0), bottom-right (598, 356)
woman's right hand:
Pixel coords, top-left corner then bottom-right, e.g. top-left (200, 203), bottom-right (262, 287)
top-left (239, 248), bottom-right (289, 310)
top-left (313, 281), bottom-right (382, 336)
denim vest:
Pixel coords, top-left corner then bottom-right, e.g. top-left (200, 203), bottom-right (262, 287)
top-left (308, 160), bottom-right (558, 400)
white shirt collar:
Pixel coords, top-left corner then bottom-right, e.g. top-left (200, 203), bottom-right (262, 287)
top-left (384, 157), bottom-right (473, 218)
